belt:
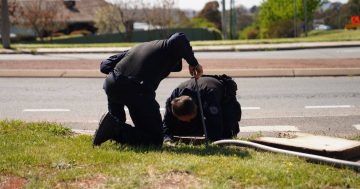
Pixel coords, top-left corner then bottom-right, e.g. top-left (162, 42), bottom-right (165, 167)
top-left (112, 70), bottom-right (153, 92)
top-left (113, 69), bottom-right (144, 85)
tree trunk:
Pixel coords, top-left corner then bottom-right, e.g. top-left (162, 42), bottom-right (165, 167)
top-left (1, 0), bottom-right (11, 49)
top-left (124, 20), bottom-right (134, 42)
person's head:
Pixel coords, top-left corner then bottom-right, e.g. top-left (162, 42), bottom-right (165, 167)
top-left (171, 95), bottom-right (197, 122)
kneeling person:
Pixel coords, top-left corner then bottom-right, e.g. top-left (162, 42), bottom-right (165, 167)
top-left (163, 75), bottom-right (242, 142)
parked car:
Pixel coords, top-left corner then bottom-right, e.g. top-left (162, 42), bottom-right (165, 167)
top-left (314, 24), bottom-right (331, 31)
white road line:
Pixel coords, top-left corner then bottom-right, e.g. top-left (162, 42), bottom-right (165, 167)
top-left (242, 107), bottom-right (261, 110)
top-left (243, 114), bottom-right (359, 120)
top-left (241, 125), bottom-right (300, 133)
top-left (124, 107), bottom-right (259, 112)
top-left (353, 124), bottom-right (360, 130)
top-left (305, 105), bottom-right (353, 109)
top-left (125, 108), bottom-right (166, 112)
top-left (23, 109), bottom-right (70, 112)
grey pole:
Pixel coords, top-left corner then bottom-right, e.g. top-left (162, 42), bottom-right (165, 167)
top-left (230, 0), bottom-right (237, 39)
top-left (304, 0), bottom-right (308, 37)
top-left (1, 0), bottom-right (11, 49)
top-left (294, 0), bottom-right (297, 37)
top-left (229, 0), bottom-right (233, 39)
top-left (222, 0), bottom-right (227, 39)
top-left (194, 78), bottom-right (209, 146)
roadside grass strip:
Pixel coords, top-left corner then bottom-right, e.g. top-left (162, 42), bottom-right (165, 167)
top-left (8, 30), bottom-right (360, 50)
top-left (1, 120), bottom-right (359, 188)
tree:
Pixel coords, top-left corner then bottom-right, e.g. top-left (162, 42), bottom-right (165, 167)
top-left (318, 0), bottom-right (360, 29)
top-left (196, 1), bottom-right (222, 30)
top-left (95, 0), bottom-right (180, 40)
top-left (95, 5), bottom-right (125, 34)
top-left (258, 0), bottom-right (320, 38)
top-left (174, 9), bottom-right (191, 28)
top-left (15, 0), bottom-right (66, 42)
top-left (348, 0), bottom-right (360, 15)
top-left (141, 0), bottom-right (180, 37)
top-left (338, 0), bottom-right (360, 29)
top-left (95, 0), bottom-right (143, 36)
top-left (342, 0), bottom-right (360, 25)
top-left (316, 2), bottom-right (346, 29)
top-left (1, 0), bottom-right (11, 48)
top-left (143, 0), bottom-right (176, 28)
top-left (249, 6), bottom-right (260, 14)
top-left (113, 0), bottom-right (139, 33)
top-left (236, 5), bottom-right (254, 31)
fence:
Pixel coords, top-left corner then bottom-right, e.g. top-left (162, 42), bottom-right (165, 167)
top-left (48, 28), bottom-right (222, 44)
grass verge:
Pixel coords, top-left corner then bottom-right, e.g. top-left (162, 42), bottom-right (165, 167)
top-left (6, 29), bottom-right (360, 50)
top-left (1, 120), bottom-right (359, 188)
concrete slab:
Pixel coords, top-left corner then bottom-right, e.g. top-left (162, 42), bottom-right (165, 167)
top-left (251, 133), bottom-right (360, 160)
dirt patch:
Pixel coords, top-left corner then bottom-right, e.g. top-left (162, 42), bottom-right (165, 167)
top-left (0, 60), bottom-right (100, 70)
top-left (0, 176), bottom-right (27, 189)
top-left (144, 169), bottom-right (205, 189)
top-left (55, 175), bottom-right (107, 189)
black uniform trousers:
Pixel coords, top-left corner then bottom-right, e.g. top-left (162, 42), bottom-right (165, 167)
top-left (103, 72), bottom-right (163, 146)
top-left (221, 96), bottom-right (241, 138)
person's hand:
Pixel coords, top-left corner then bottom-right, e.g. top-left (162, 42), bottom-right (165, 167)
top-left (189, 64), bottom-right (203, 79)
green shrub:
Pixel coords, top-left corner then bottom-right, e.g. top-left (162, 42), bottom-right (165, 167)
top-left (190, 17), bottom-right (217, 29)
top-left (239, 25), bottom-right (260, 39)
top-left (266, 19), bottom-right (297, 38)
top-left (208, 27), bottom-right (223, 40)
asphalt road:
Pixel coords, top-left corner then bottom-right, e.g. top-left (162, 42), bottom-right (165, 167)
top-left (1, 47), bottom-right (360, 60)
top-left (1, 77), bottom-right (359, 138)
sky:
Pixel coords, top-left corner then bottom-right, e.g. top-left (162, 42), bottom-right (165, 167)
top-left (177, 0), bottom-right (349, 10)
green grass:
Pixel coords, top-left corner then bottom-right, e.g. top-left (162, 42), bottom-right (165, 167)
top-left (1, 120), bottom-right (359, 188)
top-left (192, 30), bottom-right (360, 46)
top-left (5, 29), bottom-right (360, 50)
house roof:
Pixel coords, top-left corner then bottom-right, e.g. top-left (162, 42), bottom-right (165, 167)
top-left (59, 0), bottom-right (109, 23)
top-left (17, 0), bottom-right (109, 23)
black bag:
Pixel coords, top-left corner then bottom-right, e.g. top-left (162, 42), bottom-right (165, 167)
top-left (203, 74), bottom-right (237, 102)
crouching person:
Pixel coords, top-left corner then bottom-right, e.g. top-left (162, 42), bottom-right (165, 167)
top-left (163, 75), bottom-right (242, 143)
top-left (92, 32), bottom-right (203, 147)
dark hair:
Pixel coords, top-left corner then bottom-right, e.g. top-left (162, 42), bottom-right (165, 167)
top-left (171, 96), bottom-right (197, 117)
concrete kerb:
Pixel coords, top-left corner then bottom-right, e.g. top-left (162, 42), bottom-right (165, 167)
top-left (1, 68), bottom-right (360, 78)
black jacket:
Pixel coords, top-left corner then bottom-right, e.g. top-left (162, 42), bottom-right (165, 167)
top-left (100, 32), bottom-right (199, 91)
top-left (162, 76), bottom-right (225, 141)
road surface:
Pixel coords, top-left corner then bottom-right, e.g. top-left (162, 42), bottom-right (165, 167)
top-left (1, 77), bottom-right (359, 138)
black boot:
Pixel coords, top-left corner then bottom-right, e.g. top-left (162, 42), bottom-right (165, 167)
top-left (93, 112), bottom-right (118, 147)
